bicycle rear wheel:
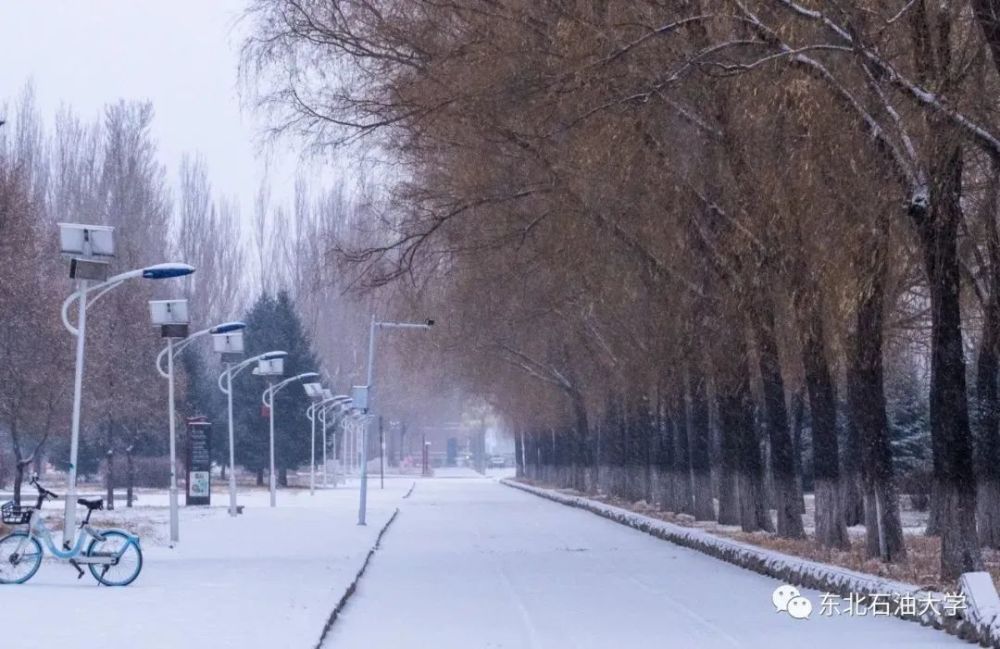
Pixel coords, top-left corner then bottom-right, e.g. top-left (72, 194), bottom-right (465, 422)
top-left (87, 531), bottom-right (142, 586)
top-left (0, 532), bottom-right (43, 584)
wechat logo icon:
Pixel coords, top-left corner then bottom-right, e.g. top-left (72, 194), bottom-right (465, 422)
top-left (773, 584), bottom-right (813, 620)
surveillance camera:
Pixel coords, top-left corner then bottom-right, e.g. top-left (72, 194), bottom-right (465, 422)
top-left (426, 319), bottom-right (435, 326)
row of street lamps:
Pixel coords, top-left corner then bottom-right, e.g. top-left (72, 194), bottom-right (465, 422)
top-left (303, 388), bottom-right (353, 494)
top-left (56, 222), bottom-right (435, 543)
top-left (260, 315), bottom-right (435, 527)
top-left (56, 223), bottom-right (319, 546)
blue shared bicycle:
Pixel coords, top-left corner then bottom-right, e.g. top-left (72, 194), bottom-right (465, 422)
top-left (0, 476), bottom-right (142, 586)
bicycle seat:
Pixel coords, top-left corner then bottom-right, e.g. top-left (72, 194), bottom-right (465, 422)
top-left (77, 498), bottom-right (103, 511)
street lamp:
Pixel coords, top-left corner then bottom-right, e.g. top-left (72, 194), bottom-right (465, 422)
top-left (308, 395), bottom-right (351, 490)
top-left (328, 398), bottom-right (353, 486)
top-left (357, 316), bottom-right (434, 525)
top-left (57, 221), bottom-right (194, 544)
top-left (149, 299), bottom-right (190, 547)
top-left (322, 389), bottom-right (337, 474)
top-left (154, 317), bottom-right (246, 544)
top-left (217, 350), bottom-right (286, 516)
top-left (261, 371), bottom-right (319, 506)
top-left (303, 382), bottom-right (324, 495)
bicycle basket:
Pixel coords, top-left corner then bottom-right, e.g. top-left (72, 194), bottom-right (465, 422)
top-left (1, 501), bottom-right (32, 525)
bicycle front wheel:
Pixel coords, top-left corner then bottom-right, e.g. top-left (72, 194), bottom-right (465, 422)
top-left (0, 532), bottom-right (43, 584)
top-left (87, 531), bottom-right (142, 586)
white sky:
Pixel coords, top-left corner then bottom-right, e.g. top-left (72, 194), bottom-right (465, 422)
top-left (0, 0), bottom-right (303, 220)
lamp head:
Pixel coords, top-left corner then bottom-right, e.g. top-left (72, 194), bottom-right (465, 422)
top-left (142, 263), bottom-right (195, 279)
top-left (303, 382), bottom-right (324, 399)
top-left (210, 321), bottom-right (246, 334)
top-left (261, 351), bottom-right (288, 361)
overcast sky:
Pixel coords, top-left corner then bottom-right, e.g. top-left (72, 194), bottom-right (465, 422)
top-left (0, 0), bottom-right (303, 219)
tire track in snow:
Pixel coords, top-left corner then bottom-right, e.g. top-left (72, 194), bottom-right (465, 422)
top-left (495, 558), bottom-right (544, 649)
top-left (627, 574), bottom-right (745, 648)
top-left (466, 500), bottom-right (543, 648)
top-left (313, 507), bottom-right (400, 649)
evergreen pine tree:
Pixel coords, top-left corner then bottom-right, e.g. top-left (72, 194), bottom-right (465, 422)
top-left (232, 291), bottom-right (321, 485)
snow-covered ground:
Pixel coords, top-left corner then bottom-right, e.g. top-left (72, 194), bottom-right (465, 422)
top-left (4, 471), bottom-right (963, 648)
top-left (1, 479), bottom-right (410, 649)
top-left (324, 471), bottom-right (960, 649)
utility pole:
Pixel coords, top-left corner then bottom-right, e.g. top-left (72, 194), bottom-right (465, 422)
top-left (359, 316), bottom-right (433, 525)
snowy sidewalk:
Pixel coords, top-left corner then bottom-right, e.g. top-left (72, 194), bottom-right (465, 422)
top-left (322, 474), bottom-right (961, 649)
top-left (1, 481), bottom-right (409, 649)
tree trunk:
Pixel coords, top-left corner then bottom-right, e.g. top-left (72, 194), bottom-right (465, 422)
top-left (655, 383), bottom-right (676, 510)
top-left (841, 407), bottom-right (865, 527)
top-left (571, 394), bottom-right (590, 493)
top-left (687, 356), bottom-right (716, 520)
top-left (799, 300), bottom-right (849, 548)
top-left (671, 387), bottom-right (694, 515)
top-left (719, 328), bottom-right (770, 532)
top-left (973, 0), bottom-right (1000, 79)
top-left (625, 395), bottom-right (644, 501)
top-left (523, 431), bottom-right (534, 480)
top-left (977, 167), bottom-right (1000, 549)
top-left (790, 390), bottom-right (806, 515)
top-left (256, 467), bottom-right (264, 486)
top-left (751, 299), bottom-right (805, 538)
top-left (849, 230), bottom-right (906, 562)
top-left (716, 382), bottom-right (741, 525)
top-left (105, 417), bottom-right (115, 510)
top-left (920, 144), bottom-right (982, 579)
top-left (715, 360), bottom-right (741, 525)
top-left (514, 426), bottom-right (524, 479)
top-left (11, 421), bottom-right (27, 507)
top-left (126, 447), bottom-right (134, 508)
top-left (976, 293), bottom-right (1000, 548)
top-left (13, 462), bottom-right (25, 507)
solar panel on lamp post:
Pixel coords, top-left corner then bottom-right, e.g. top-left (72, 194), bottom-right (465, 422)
top-left (57, 222), bottom-right (194, 545)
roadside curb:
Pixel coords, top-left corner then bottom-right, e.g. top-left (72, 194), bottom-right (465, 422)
top-left (313, 507), bottom-right (400, 648)
top-left (501, 478), bottom-right (997, 646)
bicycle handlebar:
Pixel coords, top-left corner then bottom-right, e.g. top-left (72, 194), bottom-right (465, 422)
top-left (29, 476), bottom-right (59, 500)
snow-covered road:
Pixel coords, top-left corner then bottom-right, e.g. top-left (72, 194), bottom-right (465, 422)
top-left (324, 472), bottom-right (959, 649)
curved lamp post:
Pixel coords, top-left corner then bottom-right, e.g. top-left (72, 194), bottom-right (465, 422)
top-left (155, 320), bottom-right (246, 545)
top-left (306, 395), bottom-right (351, 492)
top-left (323, 397), bottom-right (353, 487)
top-left (217, 350), bottom-right (287, 515)
top-left (59, 260), bottom-right (194, 544)
top-left (262, 371), bottom-right (319, 507)
top-left (302, 382), bottom-right (326, 495)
